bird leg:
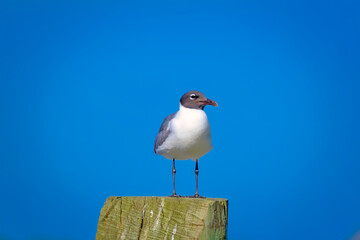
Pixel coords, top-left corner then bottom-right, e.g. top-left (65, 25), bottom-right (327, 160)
top-left (194, 159), bottom-right (205, 198)
top-left (169, 159), bottom-right (180, 197)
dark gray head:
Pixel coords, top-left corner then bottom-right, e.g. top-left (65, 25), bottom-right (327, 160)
top-left (180, 90), bottom-right (218, 110)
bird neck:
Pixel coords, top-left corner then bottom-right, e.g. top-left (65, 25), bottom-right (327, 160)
top-left (179, 103), bottom-right (204, 112)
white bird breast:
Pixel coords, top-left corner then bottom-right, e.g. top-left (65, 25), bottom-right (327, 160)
top-left (158, 104), bottom-right (213, 160)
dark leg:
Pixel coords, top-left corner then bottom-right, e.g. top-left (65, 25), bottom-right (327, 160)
top-left (194, 159), bottom-right (204, 198)
top-left (169, 159), bottom-right (180, 197)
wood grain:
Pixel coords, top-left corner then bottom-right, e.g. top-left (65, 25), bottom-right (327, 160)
top-left (96, 196), bottom-right (228, 240)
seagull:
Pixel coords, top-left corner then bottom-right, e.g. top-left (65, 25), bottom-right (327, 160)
top-left (154, 90), bottom-right (218, 198)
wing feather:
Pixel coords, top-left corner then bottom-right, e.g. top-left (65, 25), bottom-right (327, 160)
top-left (154, 112), bottom-right (176, 153)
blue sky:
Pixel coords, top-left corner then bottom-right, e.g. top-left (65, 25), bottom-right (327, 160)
top-left (1, 1), bottom-right (359, 239)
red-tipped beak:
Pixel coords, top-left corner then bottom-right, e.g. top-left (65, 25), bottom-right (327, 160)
top-left (203, 99), bottom-right (218, 107)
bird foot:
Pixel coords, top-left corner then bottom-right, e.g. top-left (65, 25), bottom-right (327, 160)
top-left (169, 193), bottom-right (181, 197)
top-left (190, 194), bottom-right (205, 198)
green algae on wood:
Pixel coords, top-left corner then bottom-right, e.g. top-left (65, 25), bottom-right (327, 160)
top-left (96, 196), bottom-right (228, 240)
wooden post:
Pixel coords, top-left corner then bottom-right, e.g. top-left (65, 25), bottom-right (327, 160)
top-left (96, 196), bottom-right (228, 240)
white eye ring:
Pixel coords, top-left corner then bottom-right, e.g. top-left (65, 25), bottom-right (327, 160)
top-left (190, 94), bottom-right (196, 100)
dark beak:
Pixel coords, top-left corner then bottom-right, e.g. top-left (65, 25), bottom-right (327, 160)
top-left (203, 99), bottom-right (218, 107)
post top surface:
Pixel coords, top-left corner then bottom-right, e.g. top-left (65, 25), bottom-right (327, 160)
top-left (107, 196), bottom-right (228, 202)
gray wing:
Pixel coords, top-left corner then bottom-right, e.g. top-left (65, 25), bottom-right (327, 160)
top-left (154, 112), bottom-right (176, 153)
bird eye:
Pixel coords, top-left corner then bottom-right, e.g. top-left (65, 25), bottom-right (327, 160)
top-left (190, 94), bottom-right (198, 100)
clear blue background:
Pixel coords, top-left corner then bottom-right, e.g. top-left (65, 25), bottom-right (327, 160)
top-left (1, 1), bottom-right (359, 239)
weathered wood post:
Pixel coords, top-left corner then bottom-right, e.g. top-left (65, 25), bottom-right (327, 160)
top-left (96, 196), bottom-right (228, 240)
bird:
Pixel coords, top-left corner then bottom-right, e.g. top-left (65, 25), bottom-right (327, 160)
top-left (154, 90), bottom-right (218, 198)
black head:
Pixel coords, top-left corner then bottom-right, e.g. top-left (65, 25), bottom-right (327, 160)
top-left (180, 90), bottom-right (218, 110)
